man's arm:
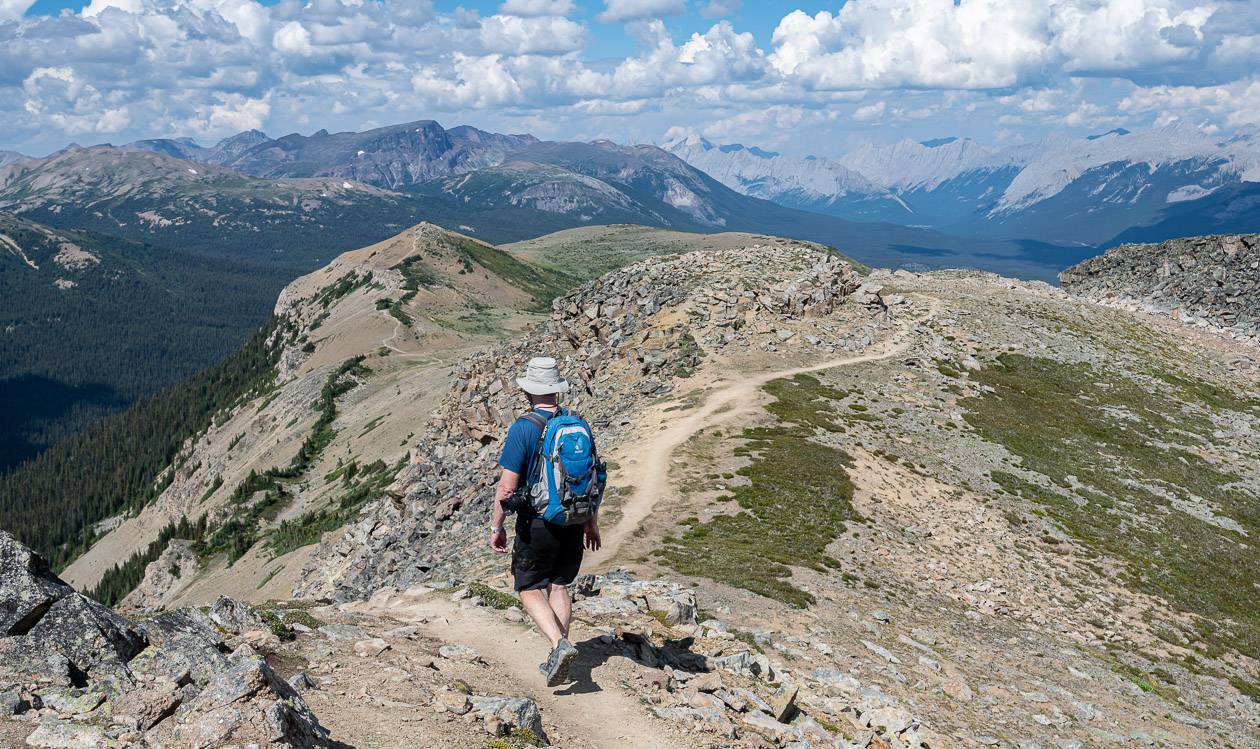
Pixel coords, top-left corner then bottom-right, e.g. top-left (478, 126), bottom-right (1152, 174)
top-left (489, 468), bottom-right (519, 553)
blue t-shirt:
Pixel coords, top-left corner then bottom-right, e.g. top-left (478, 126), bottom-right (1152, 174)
top-left (498, 408), bottom-right (557, 481)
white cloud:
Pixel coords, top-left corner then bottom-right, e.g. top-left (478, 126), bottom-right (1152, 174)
top-left (273, 21), bottom-right (312, 55)
top-left (700, 104), bottom-right (836, 144)
top-left (499, 0), bottom-right (576, 16)
top-left (0, 0), bottom-right (35, 21)
top-left (596, 0), bottom-right (686, 24)
top-left (853, 101), bottom-right (886, 122)
top-left (1, 0), bottom-right (1259, 155)
top-left (768, 0), bottom-right (1246, 92)
top-left (479, 14), bottom-right (585, 55)
top-left (1120, 76), bottom-right (1260, 127)
top-left (699, 0), bottom-right (739, 18)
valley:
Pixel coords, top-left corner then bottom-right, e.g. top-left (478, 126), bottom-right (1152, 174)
top-left (2, 223), bottom-right (1256, 748)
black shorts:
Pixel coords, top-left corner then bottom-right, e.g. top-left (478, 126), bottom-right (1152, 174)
top-left (512, 517), bottom-right (585, 592)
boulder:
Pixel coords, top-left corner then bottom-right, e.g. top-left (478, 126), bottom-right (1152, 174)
top-left (470, 696), bottom-right (546, 742)
top-left (23, 716), bottom-right (109, 748)
top-left (168, 654), bottom-right (330, 748)
top-left (208, 596), bottom-right (267, 635)
top-left (0, 531), bottom-right (71, 636)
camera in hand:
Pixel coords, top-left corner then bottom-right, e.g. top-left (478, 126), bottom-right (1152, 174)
top-left (502, 489), bottom-right (532, 515)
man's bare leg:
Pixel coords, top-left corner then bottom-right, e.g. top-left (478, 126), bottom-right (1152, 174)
top-left (519, 589), bottom-right (563, 648)
top-left (546, 583), bottom-right (572, 638)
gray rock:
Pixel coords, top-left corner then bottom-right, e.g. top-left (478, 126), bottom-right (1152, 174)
top-left (1, 689), bottom-right (26, 715)
top-left (208, 595), bottom-right (267, 635)
top-left (469, 696), bottom-right (545, 742)
top-left (171, 653), bottom-right (330, 748)
top-left (23, 716), bottom-right (109, 748)
top-left (867, 705), bottom-right (915, 734)
top-left (318, 623), bottom-right (369, 641)
top-left (288, 671), bottom-right (319, 692)
top-left (34, 687), bottom-right (104, 716)
top-left (1062, 234), bottom-right (1260, 341)
top-left (861, 639), bottom-right (899, 664)
top-left (439, 643), bottom-right (481, 662)
top-left (137, 610), bottom-right (231, 685)
top-left (0, 531), bottom-right (71, 636)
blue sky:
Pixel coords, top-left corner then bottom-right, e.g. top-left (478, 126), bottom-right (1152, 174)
top-left (3, 1), bottom-right (1259, 157)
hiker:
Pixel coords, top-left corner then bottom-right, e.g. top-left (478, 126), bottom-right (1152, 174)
top-left (489, 356), bottom-right (606, 687)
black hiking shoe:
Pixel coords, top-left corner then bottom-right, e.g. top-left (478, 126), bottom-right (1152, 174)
top-left (540, 638), bottom-right (578, 687)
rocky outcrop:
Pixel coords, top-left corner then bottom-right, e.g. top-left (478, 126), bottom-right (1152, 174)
top-left (296, 243), bottom-right (862, 600)
top-left (0, 531), bottom-right (332, 747)
top-left (1061, 233), bottom-right (1259, 343)
top-left (119, 539), bottom-right (200, 612)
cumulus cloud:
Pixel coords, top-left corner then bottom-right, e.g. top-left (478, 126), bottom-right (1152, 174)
top-left (1, 0), bottom-right (1259, 154)
top-left (596, 0), bottom-right (686, 24)
top-left (480, 14), bottom-right (585, 55)
top-left (769, 0), bottom-right (1249, 91)
top-left (499, 0), bottom-right (577, 16)
top-left (0, 0), bottom-right (35, 21)
top-left (1120, 76), bottom-right (1260, 127)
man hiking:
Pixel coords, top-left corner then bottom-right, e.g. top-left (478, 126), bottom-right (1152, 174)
top-left (490, 356), bottom-right (605, 687)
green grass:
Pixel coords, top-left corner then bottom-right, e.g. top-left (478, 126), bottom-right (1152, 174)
top-left (450, 237), bottom-right (576, 311)
top-left (963, 354), bottom-right (1260, 661)
top-left (656, 374), bottom-right (858, 607)
top-left (200, 357), bottom-right (370, 564)
top-left (466, 581), bottom-right (519, 610)
top-left (315, 270), bottom-right (372, 309)
top-left (266, 458), bottom-right (394, 557)
top-left (391, 256), bottom-right (441, 304)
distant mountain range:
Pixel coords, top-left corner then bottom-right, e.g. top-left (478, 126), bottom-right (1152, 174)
top-left (665, 125), bottom-right (1260, 247)
top-left (2, 123), bottom-right (1069, 279)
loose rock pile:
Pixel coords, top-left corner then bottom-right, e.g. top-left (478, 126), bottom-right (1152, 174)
top-left (563, 571), bottom-right (935, 749)
top-left (0, 531), bottom-right (331, 748)
top-left (1061, 233), bottom-right (1259, 343)
top-left (296, 243), bottom-right (862, 601)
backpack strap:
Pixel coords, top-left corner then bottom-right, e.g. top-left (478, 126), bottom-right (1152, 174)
top-left (520, 412), bottom-right (550, 484)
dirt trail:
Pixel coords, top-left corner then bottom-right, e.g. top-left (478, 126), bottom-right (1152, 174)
top-left (599, 299), bottom-right (936, 561)
top-left (349, 591), bottom-right (687, 749)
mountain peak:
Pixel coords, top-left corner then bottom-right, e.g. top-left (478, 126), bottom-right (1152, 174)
top-left (1086, 127), bottom-right (1131, 140)
top-left (920, 136), bottom-right (959, 148)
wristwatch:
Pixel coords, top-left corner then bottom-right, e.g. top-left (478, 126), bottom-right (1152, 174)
top-left (490, 526), bottom-right (504, 534)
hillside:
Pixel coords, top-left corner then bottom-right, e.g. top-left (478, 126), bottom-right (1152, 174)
top-left (5, 227), bottom-right (1259, 748)
top-left (0, 214), bottom-right (280, 471)
top-left (49, 223), bottom-right (582, 605)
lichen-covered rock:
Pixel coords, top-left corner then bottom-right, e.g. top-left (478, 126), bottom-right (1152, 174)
top-left (136, 609), bottom-right (231, 685)
top-left (0, 534), bottom-right (333, 747)
top-left (166, 653), bottom-right (331, 748)
top-left (208, 595), bottom-right (267, 635)
top-left (22, 716), bottom-right (110, 748)
top-left (23, 594), bottom-right (147, 683)
top-left (0, 532), bottom-right (145, 687)
top-left (0, 530), bottom-right (70, 636)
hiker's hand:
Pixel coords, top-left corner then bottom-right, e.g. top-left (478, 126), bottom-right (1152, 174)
top-left (490, 528), bottom-right (509, 553)
top-left (584, 521), bottom-right (601, 551)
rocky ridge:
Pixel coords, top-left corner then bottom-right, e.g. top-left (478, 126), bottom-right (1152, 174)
top-left (296, 242), bottom-right (865, 600)
top-left (1061, 233), bottom-right (1259, 344)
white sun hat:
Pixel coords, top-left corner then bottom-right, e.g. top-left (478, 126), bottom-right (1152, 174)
top-left (515, 356), bottom-right (570, 395)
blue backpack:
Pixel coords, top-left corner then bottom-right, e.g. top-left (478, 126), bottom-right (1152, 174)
top-left (521, 409), bottom-right (607, 525)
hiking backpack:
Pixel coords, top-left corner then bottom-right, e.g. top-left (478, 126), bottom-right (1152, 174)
top-left (520, 410), bottom-right (607, 525)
